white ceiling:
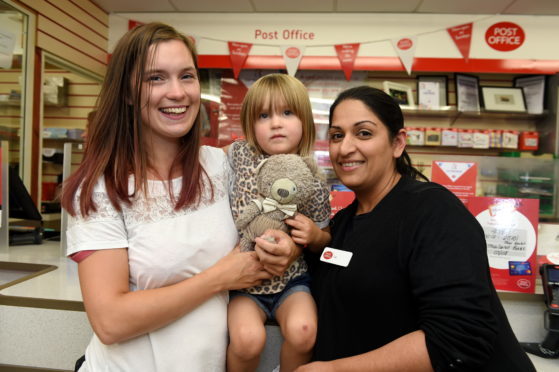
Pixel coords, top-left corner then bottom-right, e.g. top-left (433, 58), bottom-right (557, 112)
top-left (93, 0), bottom-right (559, 15)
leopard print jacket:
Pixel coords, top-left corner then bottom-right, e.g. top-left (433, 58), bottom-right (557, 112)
top-left (228, 140), bottom-right (331, 295)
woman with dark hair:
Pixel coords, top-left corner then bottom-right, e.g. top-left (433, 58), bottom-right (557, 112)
top-left (295, 86), bottom-right (535, 371)
top-left (61, 23), bottom-right (297, 371)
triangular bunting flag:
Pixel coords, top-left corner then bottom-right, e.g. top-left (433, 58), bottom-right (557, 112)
top-left (447, 23), bottom-right (473, 61)
top-left (187, 34), bottom-right (201, 48)
top-left (128, 20), bottom-right (144, 30)
top-left (391, 36), bottom-right (417, 75)
top-left (335, 43), bottom-right (360, 81)
top-left (280, 46), bottom-right (305, 77)
top-left (228, 41), bottom-right (252, 79)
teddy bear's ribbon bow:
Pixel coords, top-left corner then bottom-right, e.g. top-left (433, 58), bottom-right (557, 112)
top-left (253, 198), bottom-right (298, 216)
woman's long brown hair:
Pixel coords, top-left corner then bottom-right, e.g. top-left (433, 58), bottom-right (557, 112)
top-left (61, 23), bottom-right (211, 216)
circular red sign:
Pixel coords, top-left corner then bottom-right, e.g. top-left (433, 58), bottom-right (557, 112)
top-left (485, 22), bottom-right (525, 51)
top-left (517, 278), bottom-right (531, 289)
top-left (285, 47), bottom-right (300, 58)
top-left (397, 38), bottom-right (413, 50)
top-left (323, 251), bottom-right (333, 260)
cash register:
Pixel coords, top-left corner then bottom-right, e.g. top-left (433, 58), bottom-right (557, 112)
top-left (521, 264), bottom-right (559, 358)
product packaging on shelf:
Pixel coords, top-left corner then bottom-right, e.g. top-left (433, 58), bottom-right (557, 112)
top-left (519, 131), bottom-right (539, 151)
top-left (458, 129), bottom-right (474, 148)
top-left (502, 130), bottom-right (519, 149)
top-left (425, 128), bottom-right (442, 146)
top-left (406, 127), bottom-right (425, 146)
top-left (441, 128), bottom-right (458, 146)
top-left (473, 130), bottom-right (491, 149)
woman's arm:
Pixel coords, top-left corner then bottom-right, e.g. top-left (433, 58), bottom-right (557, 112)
top-left (254, 229), bottom-right (303, 276)
top-left (79, 246), bottom-right (271, 345)
top-left (295, 330), bottom-right (433, 372)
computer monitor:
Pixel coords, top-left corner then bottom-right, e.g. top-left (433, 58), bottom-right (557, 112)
top-left (7, 165), bottom-right (43, 245)
top-left (9, 165), bottom-right (42, 221)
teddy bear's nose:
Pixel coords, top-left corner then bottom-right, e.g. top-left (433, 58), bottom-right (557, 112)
top-left (277, 188), bottom-right (289, 198)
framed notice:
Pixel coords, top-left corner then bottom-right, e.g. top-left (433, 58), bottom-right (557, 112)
top-left (417, 75), bottom-right (447, 110)
top-left (481, 86), bottom-right (526, 113)
top-left (514, 75), bottom-right (545, 114)
top-left (468, 197), bottom-right (539, 293)
top-left (455, 74), bottom-right (480, 112)
top-left (383, 81), bottom-right (415, 108)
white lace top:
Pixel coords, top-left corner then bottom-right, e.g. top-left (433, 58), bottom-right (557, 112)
top-left (67, 146), bottom-right (238, 372)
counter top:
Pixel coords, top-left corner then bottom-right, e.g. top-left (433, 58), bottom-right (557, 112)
top-left (0, 241), bottom-right (83, 310)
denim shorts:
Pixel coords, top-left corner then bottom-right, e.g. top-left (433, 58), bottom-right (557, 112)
top-left (230, 273), bottom-right (311, 321)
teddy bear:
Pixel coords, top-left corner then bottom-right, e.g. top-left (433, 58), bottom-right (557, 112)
top-left (235, 154), bottom-right (322, 252)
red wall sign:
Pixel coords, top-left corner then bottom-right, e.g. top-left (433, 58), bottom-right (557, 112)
top-left (485, 22), bottom-right (525, 51)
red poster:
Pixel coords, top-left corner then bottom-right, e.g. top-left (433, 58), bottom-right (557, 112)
top-left (447, 22), bottom-right (473, 61)
top-left (334, 43), bottom-right (360, 81)
top-left (227, 41), bottom-right (252, 79)
top-left (218, 76), bottom-right (248, 146)
top-left (431, 161), bottom-right (477, 205)
top-left (468, 197), bottom-right (539, 293)
top-left (329, 190), bottom-right (355, 218)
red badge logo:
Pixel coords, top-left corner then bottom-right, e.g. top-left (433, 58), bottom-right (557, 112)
top-left (323, 251), bottom-right (333, 260)
top-left (397, 38), bottom-right (413, 50)
top-left (517, 278), bottom-right (531, 289)
top-left (485, 22), bottom-right (525, 51)
top-left (285, 47), bottom-right (300, 58)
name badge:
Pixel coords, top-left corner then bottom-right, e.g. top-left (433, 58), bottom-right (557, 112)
top-left (320, 247), bottom-right (353, 267)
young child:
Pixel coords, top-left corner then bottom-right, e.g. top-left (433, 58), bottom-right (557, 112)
top-left (226, 73), bottom-right (331, 372)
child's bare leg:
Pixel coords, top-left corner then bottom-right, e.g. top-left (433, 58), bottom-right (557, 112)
top-left (227, 296), bottom-right (267, 372)
top-left (275, 291), bottom-right (317, 372)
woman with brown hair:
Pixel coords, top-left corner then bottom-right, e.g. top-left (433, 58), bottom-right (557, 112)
top-left (62, 23), bottom-right (295, 371)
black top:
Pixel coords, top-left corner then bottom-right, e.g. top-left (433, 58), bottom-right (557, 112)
top-left (309, 176), bottom-right (535, 371)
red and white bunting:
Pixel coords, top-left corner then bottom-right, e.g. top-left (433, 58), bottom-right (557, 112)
top-left (128, 20), bottom-right (144, 30)
top-left (187, 34), bottom-right (201, 47)
top-left (335, 43), bottom-right (360, 81)
top-left (391, 36), bottom-right (417, 75)
top-left (447, 23), bottom-right (473, 61)
top-left (228, 41), bottom-right (252, 79)
top-left (280, 45), bottom-right (305, 77)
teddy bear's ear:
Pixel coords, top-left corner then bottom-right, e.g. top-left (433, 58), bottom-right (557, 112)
top-left (255, 158), bottom-right (269, 175)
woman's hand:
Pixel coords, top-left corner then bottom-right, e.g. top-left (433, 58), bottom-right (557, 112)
top-left (210, 246), bottom-right (272, 291)
top-left (254, 229), bottom-right (302, 276)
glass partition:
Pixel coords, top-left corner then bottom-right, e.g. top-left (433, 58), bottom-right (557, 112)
top-left (0, 0), bottom-right (29, 175)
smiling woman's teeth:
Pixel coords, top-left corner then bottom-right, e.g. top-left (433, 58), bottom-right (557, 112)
top-left (160, 107), bottom-right (186, 114)
top-left (342, 162), bottom-right (362, 167)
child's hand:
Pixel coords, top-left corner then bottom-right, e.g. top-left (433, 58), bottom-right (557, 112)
top-left (285, 213), bottom-right (320, 247)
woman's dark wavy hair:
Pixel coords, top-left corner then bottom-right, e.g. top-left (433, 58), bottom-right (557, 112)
top-left (328, 85), bottom-right (428, 181)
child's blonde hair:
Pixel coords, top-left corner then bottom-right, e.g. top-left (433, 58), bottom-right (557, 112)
top-left (241, 73), bottom-right (315, 156)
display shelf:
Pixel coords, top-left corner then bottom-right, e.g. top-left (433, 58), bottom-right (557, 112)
top-left (41, 213), bottom-right (61, 222)
top-left (0, 99), bottom-right (21, 108)
top-left (43, 138), bottom-right (83, 143)
top-left (402, 107), bottom-right (548, 123)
